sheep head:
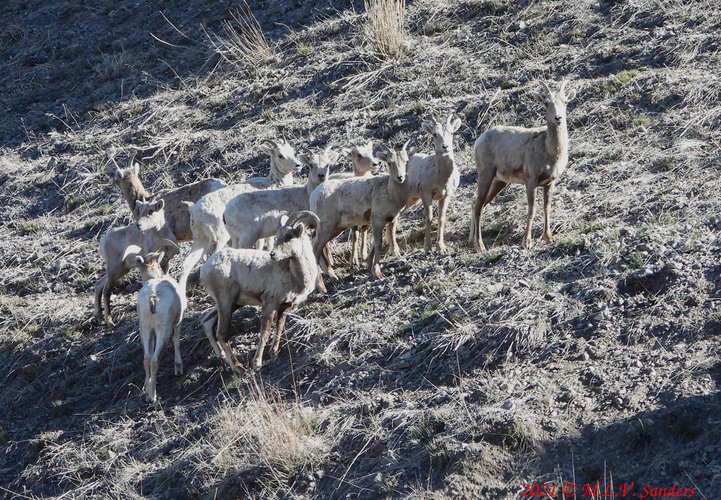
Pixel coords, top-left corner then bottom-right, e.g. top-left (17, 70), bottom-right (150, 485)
top-left (132, 251), bottom-right (165, 281)
top-left (270, 211), bottom-right (319, 262)
top-left (260, 139), bottom-right (303, 175)
top-left (344, 140), bottom-right (379, 176)
top-left (422, 114), bottom-right (462, 154)
top-left (531, 80), bottom-right (577, 127)
top-left (299, 146), bottom-right (339, 185)
top-left (377, 139), bottom-right (415, 184)
top-left (135, 199), bottom-right (166, 232)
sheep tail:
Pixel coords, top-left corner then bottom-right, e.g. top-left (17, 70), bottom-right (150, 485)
top-left (149, 292), bottom-right (158, 314)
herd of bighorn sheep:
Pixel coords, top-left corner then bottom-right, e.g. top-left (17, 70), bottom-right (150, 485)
top-left (94, 80), bottom-right (575, 401)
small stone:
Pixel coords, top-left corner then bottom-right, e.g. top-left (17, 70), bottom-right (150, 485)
top-left (502, 400), bottom-right (514, 410)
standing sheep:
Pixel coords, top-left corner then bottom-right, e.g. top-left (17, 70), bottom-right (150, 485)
top-left (310, 141), bottom-right (415, 286)
top-left (391, 114), bottom-right (462, 254)
top-left (179, 139), bottom-right (302, 291)
top-left (199, 211), bottom-right (320, 372)
top-left (132, 251), bottom-right (186, 402)
top-left (223, 147), bottom-right (337, 249)
top-left (469, 80), bottom-right (576, 251)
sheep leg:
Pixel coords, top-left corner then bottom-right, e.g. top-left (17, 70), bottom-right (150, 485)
top-left (102, 267), bottom-right (129, 326)
top-left (360, 226), bottom-right (369, 260)
top-left (180, 240), bottom-right (206, 292)
top-left (542, 184), bottom-right (554, 243)
top-left (216, 301), bottom-right (242, 373)
top-left (200, 310), bottom-right (223, 359)
top-left (350, 227), bottom-right (359, 266)
top-left (524, 183), bottom-right (537, 248)
top-left (94, 274), bottom-right (107, 321)
top-left (471, 172), bottom-right (494, 252)
top-left (422, 196), bottom-right (434, 252)
top-left (437, 196), bottom-right (449, 253)
top-left (271, 304), bottom-right (292, 359)
top-left (485, 179), bottom-right (508, 205)
top-left (173, 323), bottom-right (183, 375)
top-left (385, 221), bottom-right (400, 257)
top-left (148, 330), bottom-right (162, 403)
top-left (141, 326), bottom-right (152, 398)
top-left (368, 219), bottom-right (385, 279)
top-left (253, 308), bottom-right (277, 371)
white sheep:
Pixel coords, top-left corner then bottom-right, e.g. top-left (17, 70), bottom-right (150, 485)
top-left (310, 141), bottom-right (415, 288)
top-left (179, 139), bottom-right (302, 290)
top-left (390, 114), bottom-right (462, 255)
top-left (94, 223), bottom-right (178, 326)
top-left (132, 251), bottom-right (186, 402)
top-left (199, 211), bottom-right (320, 372)
top-left (223, 147), bottom-right (337, 249)
top-left (331, 141), bottom-right (380, 266)
top-left (110, 155), bottom-right (226, 241)
top-left (469, 80), bottom-right (576, 251)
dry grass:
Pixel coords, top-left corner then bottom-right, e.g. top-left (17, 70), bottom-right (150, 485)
top-left (206, 2), bottom-right (277, 71)
top-left (207, 386), bottom-right (330, 490)
top-left (364, 0), bottom-right (408, 58)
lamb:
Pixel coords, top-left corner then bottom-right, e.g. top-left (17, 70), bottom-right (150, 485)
top-left (180, 139), bottom-right (302, 290)
top-left (93, 223), bottom-right (178, 326)
top-left (199, 211), bottom-right (320, 372)
top-left (223, 147), bottom-right (337, 249)
top-left (310, 141), bottom-right (415, 288)
top-left (332, 141), bottom-right (380, 266)
top-left (111, 154), bottom-right (226, 241)
top-left (132, 251), bottom-right (186, 402)
top-left (469, 80), bottom-right (576, 251)
top-left (390, 115), bottom-right (462, 254)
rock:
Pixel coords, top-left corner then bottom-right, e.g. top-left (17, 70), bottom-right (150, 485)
top-left (502, 400), bottom-right (514, 410)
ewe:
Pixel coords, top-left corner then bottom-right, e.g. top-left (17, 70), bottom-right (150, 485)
top-left (111, 156), bottom-right (226, 241)
top-left (397, 114), bottom-right (462, 254)
top-left (180, 139), bottom-right (302, 290)
top-left (470, 80), bottom-right (576, 251)
top-left (310, 141), bottom-right (415, 288)
top-left (131, 251), bottom-right (186, 403)
top-left (200, 211), bottom-right (320, 372)
top-left (94, 223), bottom-right (178, 326)
top-left (223, 147), bottom-right (336, 249)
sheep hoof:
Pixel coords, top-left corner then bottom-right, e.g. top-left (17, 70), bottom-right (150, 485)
top-left (174, 363), bottom-right (184, 375)
top-left (543, 233), bottom-right (554, 243)
top-left (436, 243), bottom-right (447, 253)
top-left (524, 238), bottom-right (534, 249)
top-left (472, 240), bottom-right (486, 253)
top-left (104, 315), bottom-right (116, 327)
top-left (252, 361), bottom-right (263, 372)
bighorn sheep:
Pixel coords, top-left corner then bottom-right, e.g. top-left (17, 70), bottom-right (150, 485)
top-left (469, 80), bottom-right (576, 251)
top-left (199, 211), bottom-right (320, 372)
top-left (111, 155), bottom-right (226, 240)
top-left (332, 141), bottom-right (380, 266)
top-left (310, 141), bottom-right (415, 287)
top-left (180, 139), bottom-right (302, 290)
top-left (93, 224), bottom-right (178, 326)
top-left (390, 115), bottom-right (462, 255)
top-left (223, 148), bottom-right (337, 249)
top-left (132, 251), bottom-right (186, 402)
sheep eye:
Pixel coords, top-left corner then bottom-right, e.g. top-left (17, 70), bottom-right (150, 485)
top-left (278, 154), bottom-right (285, 159)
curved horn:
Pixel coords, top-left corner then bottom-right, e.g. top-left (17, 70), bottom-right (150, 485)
top-left (151, 238), bottom-right (180, 252)
top-left (286, 210), bottom-right (320, 229)
top-left (559, 79), bottom-right (569, 96)
top-left (261, 139), bottom-right (278, 149)
top-left (127, 149), bottom-right (138, 167)
top-left (402, 138), bottom-right (413, 152)
top-left (540, 81), bottom-right (552, 96)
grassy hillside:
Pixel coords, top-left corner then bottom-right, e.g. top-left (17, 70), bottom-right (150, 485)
top-left (1, 0), bottom-right (720, 497)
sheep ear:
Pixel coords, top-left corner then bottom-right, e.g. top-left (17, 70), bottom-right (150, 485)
top-left (407, 145), bottom-right (417, 157)
top-left (152, 199), bottom-right (164, 212)
top-left (135, 255), bottom-right (145, 266)
top-left (298, 153), bottom-right (311, 165)
top-left (259, 140), bottom-right (276, 155)
top-left (563, 89), bottom-right (577, 102)
top-left (341, 147), bottom-right (351, 158)
top-left (279, 214), bottom-right (289, 228)
top-left (421, 121), bottom-right (434, 134)
top-left (531, 92), bottom-right (548, 105)
top-left (448, 115), bottom-right (462, 132)
top-left (366, 140), bottom-right (373, 151)
top-left (293, 223), bottom-right (305, 237)
top-left (377, 150), bottom-right (390, 163)
top-left (112, 166), bottom-right (123, 181)
top-left (132, 162), bottom-right (140, 176)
